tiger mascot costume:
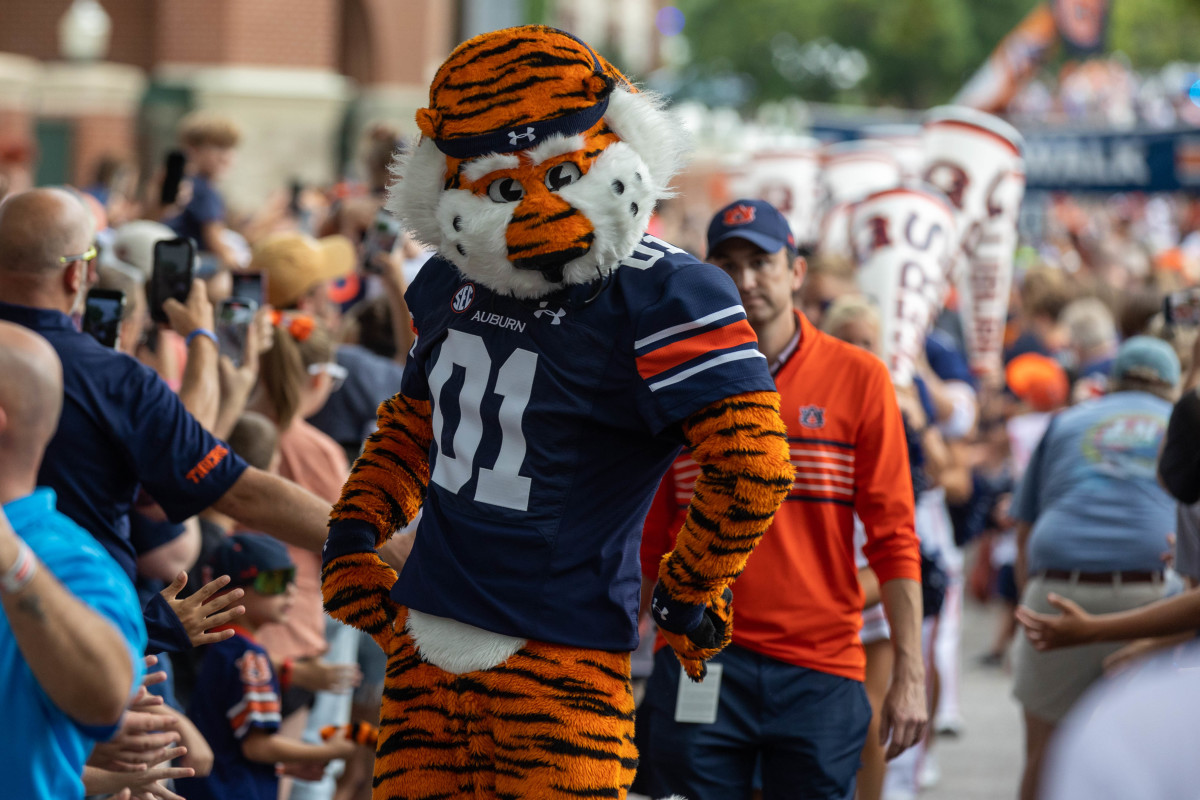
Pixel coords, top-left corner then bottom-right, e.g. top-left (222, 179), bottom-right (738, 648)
top-left (321, 25), bottom-right (794, 799)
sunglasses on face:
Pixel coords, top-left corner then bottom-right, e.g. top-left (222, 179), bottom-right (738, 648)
top-left (59, 244), bottom-right (98, 265)
top-left (307, 361), bottom-right (349, 392)
top-left (253, 567), bottom-right (296, 596)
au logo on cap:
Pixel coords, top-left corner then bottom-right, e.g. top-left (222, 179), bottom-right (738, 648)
top-left (723, 204), bottom-right (757, 226)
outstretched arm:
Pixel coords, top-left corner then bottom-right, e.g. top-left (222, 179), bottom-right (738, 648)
top-left (1018, 586), bottom-right (1200, 650)
top-left (213, 467), bottom-right (331, 552)
top-left (321, 394), bottom-right (432, 644)
top-left (652, 391), bottom-right (793, 680)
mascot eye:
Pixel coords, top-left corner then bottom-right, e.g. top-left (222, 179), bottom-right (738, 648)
top-left (544, 163), bottom-right (582, 192)
top-left (487, 178), bottom-right (525, 203)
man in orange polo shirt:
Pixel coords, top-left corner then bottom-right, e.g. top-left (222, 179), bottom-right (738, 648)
top-left (639, 199), bottom-right (926, 800)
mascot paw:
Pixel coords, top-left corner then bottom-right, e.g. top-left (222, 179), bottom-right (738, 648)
top-left (651, 584), bottom-right (733, 682)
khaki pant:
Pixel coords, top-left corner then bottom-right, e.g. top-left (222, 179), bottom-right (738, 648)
top-left (1012, 573), bottom-right (1164, 722)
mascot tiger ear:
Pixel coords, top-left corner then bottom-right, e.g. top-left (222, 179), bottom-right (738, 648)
top-left (388, 25), bottom-right (689, 300)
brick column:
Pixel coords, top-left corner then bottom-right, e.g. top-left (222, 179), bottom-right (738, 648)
top-left (346, 0), bottom-right (456, 152)
top-left (36, 61), bottom-right (146, 186)
top-left (0, 54), bottom-right (40, 140)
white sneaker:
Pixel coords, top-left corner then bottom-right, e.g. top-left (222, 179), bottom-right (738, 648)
top-left (918, 752), bottom-right (942, 790)
top-left (935, 715), bottom-right (965, 737)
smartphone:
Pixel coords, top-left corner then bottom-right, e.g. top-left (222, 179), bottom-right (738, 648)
top-left (160, 149), bottom-right (186, 206)
top-left (229, 271), bottom-right (266, 307)
top-left (362, 207), bottom-right (402, 274)
top-left (82, 289), bottom-right (126, 349)
top-left (149, 237), bottom-right (195, 324)
top-left (1164, 289), bottom-right (1200, 326)
top-left (216, 298), bottom-right (258, 366)
top-left (288, 179), bottom-right (304, 216)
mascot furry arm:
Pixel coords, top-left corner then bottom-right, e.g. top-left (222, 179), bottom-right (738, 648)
top-left (320, 24), bottom-right (793, 800)
top-left (322, 390), bottom-right (791, 673)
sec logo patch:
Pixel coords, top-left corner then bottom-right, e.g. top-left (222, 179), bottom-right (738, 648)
top-left (799, 406), bottom-right (825, 429)
top-left (452, 283), bottom-right (475, 313)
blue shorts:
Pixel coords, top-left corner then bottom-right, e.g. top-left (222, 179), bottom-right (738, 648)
top-left (638, 644), bottom-right (871, 800)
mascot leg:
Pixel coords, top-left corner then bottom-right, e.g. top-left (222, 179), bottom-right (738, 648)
top-left (374, 609), bottom-right (636, 799)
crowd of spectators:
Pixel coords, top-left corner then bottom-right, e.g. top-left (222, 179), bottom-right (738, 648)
top-left (1008, 56), bottom-right (1200, 129)
top-left (0, 113), bottom-right (420, 800)
top-left (2, 95), bottom-right (1200, 800)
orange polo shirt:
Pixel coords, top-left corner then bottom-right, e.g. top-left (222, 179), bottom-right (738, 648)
top-left (642, 312), bottom-right (920, 682)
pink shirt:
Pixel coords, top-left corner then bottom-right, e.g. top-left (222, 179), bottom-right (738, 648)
top-left (256, 418), bottom-right (348, 662)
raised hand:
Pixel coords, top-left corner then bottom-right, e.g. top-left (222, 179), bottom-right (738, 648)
top-left (160, 571), bottom-right (245, 647)
top-left (87, 710), bottom-right (183, 772)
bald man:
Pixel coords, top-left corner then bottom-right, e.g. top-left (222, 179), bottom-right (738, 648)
top-left (0, 321), bottom-right (149, 798)
top-left (0, 188), bottom-right (332, 585)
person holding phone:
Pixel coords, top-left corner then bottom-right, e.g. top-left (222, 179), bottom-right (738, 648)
top-left (81, 289), bottom-right (126, 349)
top-left (0, 189), bottom-right (336, 637)
top-left (164, 112), bottom-right (242, 271)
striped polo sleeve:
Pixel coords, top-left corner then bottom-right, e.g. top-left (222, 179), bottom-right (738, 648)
top-left (633, 262), bottom-right (775, 432)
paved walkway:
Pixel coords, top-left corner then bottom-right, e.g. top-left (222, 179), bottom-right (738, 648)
top-left (924, 597), bottom-right (1022, 800)
top-left (630, 596), bottom-right (1025, 800)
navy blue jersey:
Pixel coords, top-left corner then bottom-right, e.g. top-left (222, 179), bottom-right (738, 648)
top-left (176, 630), bottom-right (281, 800)
top-left (394, 235), bottom-right (776, 650)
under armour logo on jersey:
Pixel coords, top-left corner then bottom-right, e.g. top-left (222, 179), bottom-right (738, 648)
top-left (534, 301), bottom-right (566, 325)
top-left (508, 127), bottom-right (537, 146)
top-left (723, 204), bottom-right (757, 226)
top-left (451, 283), bottom-right (475, 313)
top-left (799, 406), bottom-right (825, 429)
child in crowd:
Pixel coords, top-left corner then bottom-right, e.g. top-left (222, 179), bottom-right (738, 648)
top-left (175, 534), bottom-right (360, 800)
top-left (165, 110), bottom-right (242, 270)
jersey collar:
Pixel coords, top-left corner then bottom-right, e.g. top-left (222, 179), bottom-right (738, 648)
top-left (211, 623), bottom-right (259, 643)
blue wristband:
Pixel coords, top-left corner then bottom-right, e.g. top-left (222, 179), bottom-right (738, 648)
top-left (322, 520), bottom-right (379, 567)
top-left (185, 328), bottom-right (219, 348)
top-left (650, 581), bottom-right (707, 635)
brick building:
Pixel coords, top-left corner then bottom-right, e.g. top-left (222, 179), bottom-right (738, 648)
top-left (0, 0), bottom-right (661, 209)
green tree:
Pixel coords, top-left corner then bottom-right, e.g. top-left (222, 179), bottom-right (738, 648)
top-left (1109, 0), bottom-right (1200, 67)
top-left (671, 0), bottom-right (1152, 109)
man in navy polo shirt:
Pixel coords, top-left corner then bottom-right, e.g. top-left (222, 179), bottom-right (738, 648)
top-left (0, 189), bottom-right (332, 593)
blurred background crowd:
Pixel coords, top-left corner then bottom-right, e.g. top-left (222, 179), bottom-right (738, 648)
top-left (1, 1), bottom-right (1200, 799)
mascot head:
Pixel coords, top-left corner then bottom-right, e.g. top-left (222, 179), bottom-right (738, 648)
top-left (389, 26), bottom-right (687, 299)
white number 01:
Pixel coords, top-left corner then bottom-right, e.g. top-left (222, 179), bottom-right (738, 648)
top-left (427, 329), bottom-right (537, 511)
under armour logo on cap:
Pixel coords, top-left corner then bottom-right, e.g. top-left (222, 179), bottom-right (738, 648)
top-left (508, 127), bottom-right (537, 146)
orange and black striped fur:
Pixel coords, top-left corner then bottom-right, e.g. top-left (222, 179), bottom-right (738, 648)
top-left (321, 390), bottom-right (791, 799)
top-left (321, 23), bottom-right (793, 800)
top-left (391, 27), bottom-right (687, 301)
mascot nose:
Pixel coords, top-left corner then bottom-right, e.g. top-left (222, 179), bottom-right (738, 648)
top-left (506, 183), bottom-right (595, 283)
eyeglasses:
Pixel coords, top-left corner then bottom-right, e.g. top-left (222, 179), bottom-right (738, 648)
top-left (307, 361), bottom-right (348, 392)
top-left (59, 244), bottom-right (98, 265)
top-left (253, 567), bottom-right (296, 596)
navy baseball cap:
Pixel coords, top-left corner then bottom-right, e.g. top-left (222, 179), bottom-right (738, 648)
top-left (706, 198), bottom-right (796, 256)
top-left (207, 533), bottom-right (294, 588)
